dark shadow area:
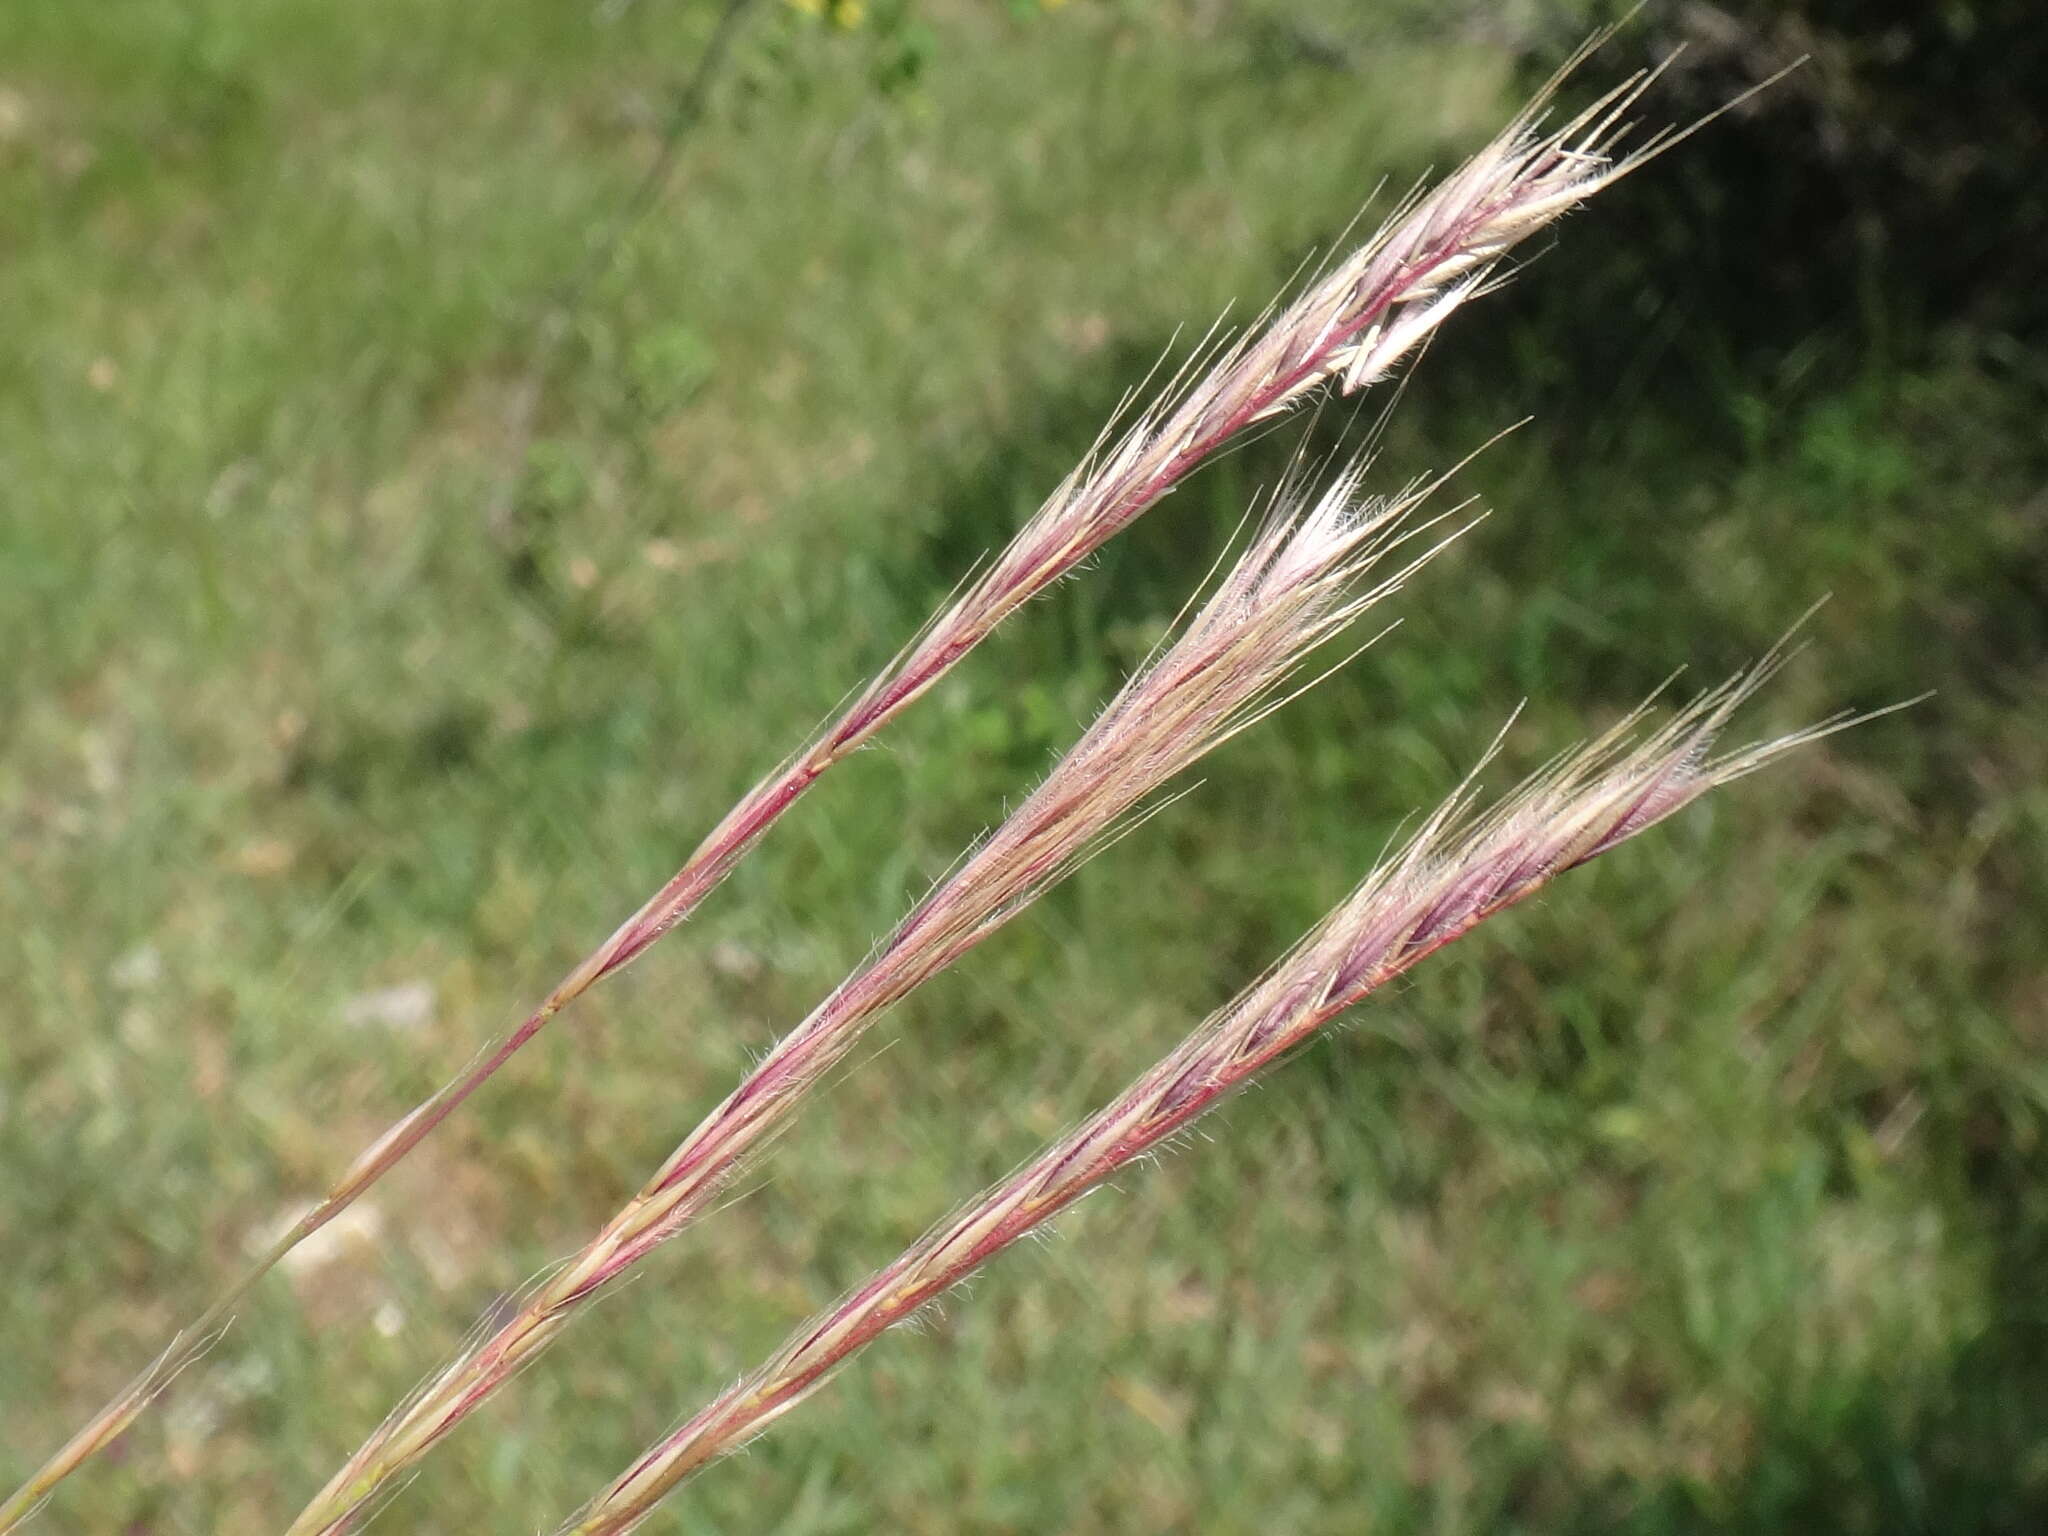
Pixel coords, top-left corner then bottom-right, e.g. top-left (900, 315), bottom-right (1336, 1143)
top-left (1467, 0), bottom-right (2048, 416)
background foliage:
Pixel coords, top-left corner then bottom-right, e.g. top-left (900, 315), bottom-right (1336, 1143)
top-left (3, 1), bottom-right (2043, 1530)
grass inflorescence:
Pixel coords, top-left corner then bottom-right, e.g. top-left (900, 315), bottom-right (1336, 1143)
top-left (4, 5), bottom-right (2037, 1533)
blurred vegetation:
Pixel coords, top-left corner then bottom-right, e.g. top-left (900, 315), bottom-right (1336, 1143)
top-left (1, 1), bottom-right (2042, 1532)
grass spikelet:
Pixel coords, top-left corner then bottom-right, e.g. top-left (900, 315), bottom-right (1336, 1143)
top-left (284, 457), bottom-right (1462, 1534)
top-left (552, 671), bottom-right (1835, 1535)
top-left (0, 60), bottom-right (1670, 1529)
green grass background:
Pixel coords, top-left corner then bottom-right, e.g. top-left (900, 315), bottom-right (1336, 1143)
top-left (3, 2), bottom-right (2044, 1531)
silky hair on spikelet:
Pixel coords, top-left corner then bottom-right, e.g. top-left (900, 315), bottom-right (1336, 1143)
top-left (286, 451), bottom-right (1472, 1535)
top-left (554, 655), bottom-right (1876, 1536)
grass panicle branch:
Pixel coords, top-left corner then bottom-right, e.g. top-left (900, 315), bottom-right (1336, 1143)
top-left (555, 669), bottom-right (1832, 1535)
top-left (287, 455), bottom-right (1466, 1534)
top-left (0, 62), bottom-right (1665, 1532)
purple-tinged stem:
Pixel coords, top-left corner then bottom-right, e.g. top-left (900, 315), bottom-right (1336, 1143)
top-left (288, 456), bottom-right (1457, 1535)
top-left (8, 61), bottom-right (1664, 1536)
top-left (558, 672), bottom-right (1830, 1535)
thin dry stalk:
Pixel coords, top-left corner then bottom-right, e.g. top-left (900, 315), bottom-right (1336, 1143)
top-left (288, 454), bottom-right (1472, 1533)
top-left (554, 669), bottom-right (1841, 1533)
top-left (0, 66), bottom-right (1665, 1533)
